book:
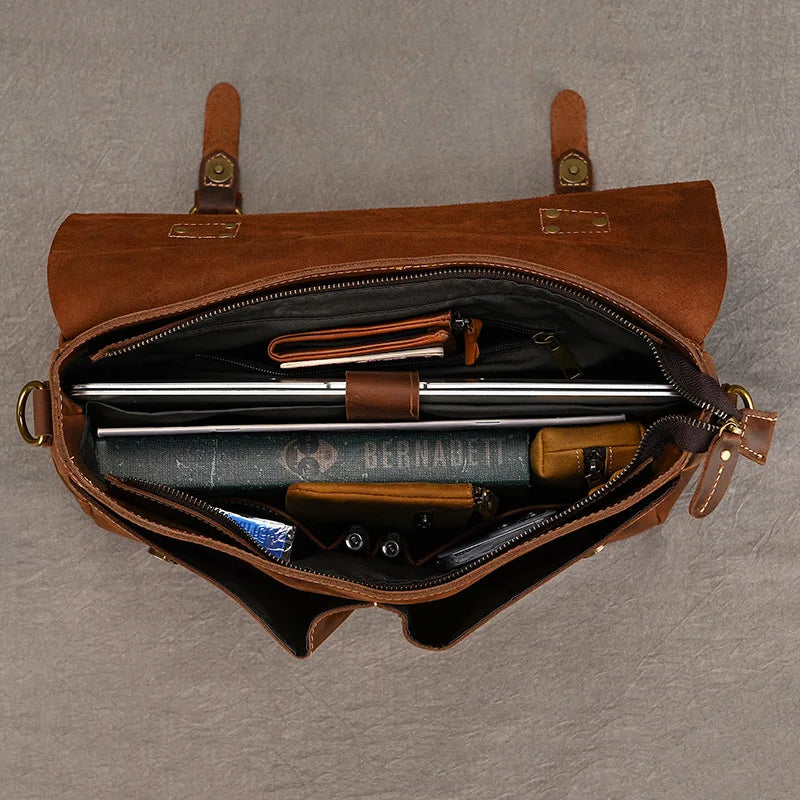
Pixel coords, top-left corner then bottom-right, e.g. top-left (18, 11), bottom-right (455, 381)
top-left (95, 430), bottom-right (530, 490)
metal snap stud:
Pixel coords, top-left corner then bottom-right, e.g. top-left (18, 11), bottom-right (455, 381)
top-left (558, 155), bottom-right (589, 185)
top-left (204, 153), bottom-right (234, 184)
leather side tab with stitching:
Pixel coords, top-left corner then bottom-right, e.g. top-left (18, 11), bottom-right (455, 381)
top-left (689, 428), bottom-right (740, 518)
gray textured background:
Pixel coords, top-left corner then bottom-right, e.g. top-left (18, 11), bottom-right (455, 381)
top-left (3, 2), bottom-right (799, 798)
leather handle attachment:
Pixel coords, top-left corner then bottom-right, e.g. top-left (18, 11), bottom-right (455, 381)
top-left (550, 89), bottom-right (593, 193)
top-left (193, 83), bottom-right (242, 215)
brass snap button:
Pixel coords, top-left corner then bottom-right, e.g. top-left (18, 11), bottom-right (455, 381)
top-left (558, 155), bottom-right (589, 185)
top-left (204, 153), bottom-right (234, 185)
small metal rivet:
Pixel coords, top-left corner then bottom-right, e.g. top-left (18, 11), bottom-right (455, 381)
top-left (223, 222), bottom-right (237, 229)
top-left (592, 215), bottom-right (609, 227)
top-left (544, 208), bottom-right (560, 219)
top-left (172, 226), bottom-right (187, 234)
top-left (218, 232), bottom-right (235, 238)
top-left (720, 449), bottom-right (732, 462)
top-left (544, 224), bottom-right (561, 234)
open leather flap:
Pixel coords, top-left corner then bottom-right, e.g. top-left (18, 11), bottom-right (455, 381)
top-left (48, 180), bottom-right (726, 344)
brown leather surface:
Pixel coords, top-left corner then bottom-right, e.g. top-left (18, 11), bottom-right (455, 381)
top-left (689, 428), bottom-right (741, 518)
top-left (46, 180), bottom-right (728, 345)
top-left (345, 370), bottom-right (420, 421)
top-left (194, 84), bottom-right (241, 214)
top-left (738, 408), bottom-right (777, 464)
top-left (607, 456), bottom-right (701, 542)
top-left (306, 607), bottom-right (358, 654)
top-left (202, 83), bottom-right (240, 159)
top-left (286, 482), bottom-right (477, 533)
top-left (550, 90), bottom-right (593, 193)
top-left (550, 89), bottom-right (589, 162)
top-left (32, 382), bottom-right (53, 443)
top-left (268, 311), bottom-right (454, 365)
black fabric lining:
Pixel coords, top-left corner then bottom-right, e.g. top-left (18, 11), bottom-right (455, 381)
top-left (67, 276), bottom-right (663, 384)
top-left (398, 480), bottom-right (678, 648)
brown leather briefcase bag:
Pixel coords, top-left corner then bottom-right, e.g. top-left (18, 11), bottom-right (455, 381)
top-left (18, 84), bottom-right (778, 656)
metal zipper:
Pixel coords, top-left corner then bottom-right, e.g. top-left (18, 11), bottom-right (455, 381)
top-left (91, 263), bottom-right (737, 591)
top-left (118, 478), bottom-right (308, 563)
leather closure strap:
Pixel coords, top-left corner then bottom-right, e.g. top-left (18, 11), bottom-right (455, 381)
top-left (345, 371), bottom-right (420, 421)
top-left (550, 89), bottom-right (593, 193)
top-left (193, 83), bottom-right (242, 215)
top-left (689, 408), bottom-right (778, 518)
top-left (689, 427), bottom-right (741, 518)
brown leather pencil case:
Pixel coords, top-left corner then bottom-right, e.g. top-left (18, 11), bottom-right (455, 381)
top-left (285, 482), bottom-right (497, 534)
top-left (267, 310), bottom-right (482, 368)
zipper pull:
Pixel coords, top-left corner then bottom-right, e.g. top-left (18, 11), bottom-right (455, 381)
top-left (472, 486), bottom-right (499, 519)
top-left (689, 399), bottom-right (777, 518)
top-left (533, 332), bottom-right (583, 379)
top-left (453, 313), bottom-right (483, 366)
top-left (583, 446), bottom-right (607, 489)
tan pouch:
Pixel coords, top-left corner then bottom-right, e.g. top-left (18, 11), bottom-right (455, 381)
top-left (285, 482), bottom-right (496, 534)
top-left (530, 422), bottom-right (646, 492)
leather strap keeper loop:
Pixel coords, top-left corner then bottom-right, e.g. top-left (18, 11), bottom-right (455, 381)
top-left (345, 371), bottom-right (420, 421)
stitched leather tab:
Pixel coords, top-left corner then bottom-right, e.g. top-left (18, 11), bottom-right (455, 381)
top-left (689, 428), bottom-right (740, 518)
top-left (194, 83), bottom-right (242, 214)
top-left (345, 371), bottom-right (420, 421)
top-left (738, 409), bottom-right (777, 464)
top-left (550, 90), bottom-right (593, 194)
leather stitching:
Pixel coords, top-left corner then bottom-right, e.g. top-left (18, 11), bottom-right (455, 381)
top-left (168, 222), bottom-right (241, 239)
top-left (739, 410), bottom-right (776, 462)
top-left (698, 463), bottom-right (726, 515)
top-left (539, 208), bottom-right (610, 235)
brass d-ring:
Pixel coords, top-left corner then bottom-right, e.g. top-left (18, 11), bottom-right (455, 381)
top-left (16, 380), bottom-right (47, 446)
top-left (722, 384), bottom-right (755, 410)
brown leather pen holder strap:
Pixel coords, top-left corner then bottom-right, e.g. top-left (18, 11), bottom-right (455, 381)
top-left (345, 371), bottom-right (420, 421)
